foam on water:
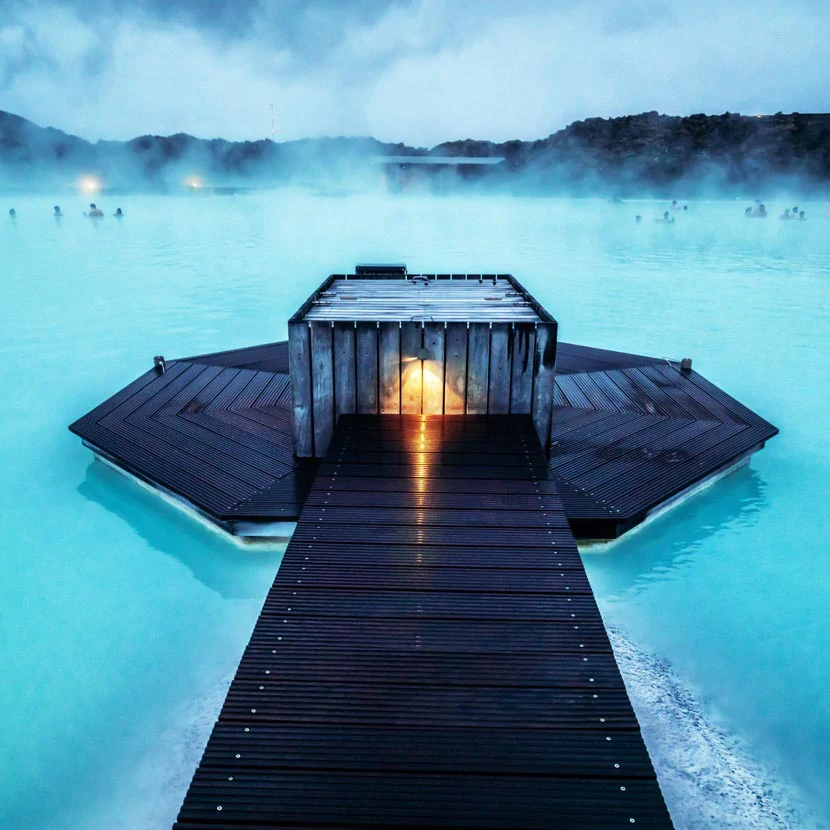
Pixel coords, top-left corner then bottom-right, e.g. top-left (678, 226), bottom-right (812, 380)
top-left (610, 625), bottom-right (827, 830)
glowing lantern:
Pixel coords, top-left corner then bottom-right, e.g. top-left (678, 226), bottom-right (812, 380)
top-left (77, 175), bottom-right (102, 194)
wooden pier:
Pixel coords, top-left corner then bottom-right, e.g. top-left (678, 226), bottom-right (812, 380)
top-left (172, 414), bottom-right (673, 829)
top-left (68, 269), bottom-right (779, 828)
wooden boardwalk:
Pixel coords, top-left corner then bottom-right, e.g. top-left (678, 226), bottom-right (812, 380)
top-left (173, 414), bottom-right (673, 829)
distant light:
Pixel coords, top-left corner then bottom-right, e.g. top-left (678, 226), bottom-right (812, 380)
top-left (78, 175), bottom-right (101, 194)
top-left (185, 176), bottom-right (203, 189)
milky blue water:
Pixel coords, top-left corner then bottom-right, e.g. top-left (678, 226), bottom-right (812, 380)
top-left (1, 191), bottom-right (829, 829)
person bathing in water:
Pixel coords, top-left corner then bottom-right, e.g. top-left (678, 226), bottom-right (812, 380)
top-left (54, 206), bottom-right (63, 218)
top-left (779, 207), bottom-right (807, 221)
top-left (8, 208), bottom-right (16, 219)
top-left (656, 210), bottom-right (675, 224)
top-left (85, 203), bottom-right (104, 218)
top-left (113, 208), bottom-right (123, 218)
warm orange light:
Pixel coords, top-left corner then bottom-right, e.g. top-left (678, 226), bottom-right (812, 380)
top-left (413, 415), bottom-right (429, 495)
top-left (400, 358), bottom-right (451, 416)
top-left (422, 362), bottom-right (443, 414)
top-left (401, 354), bottom-right (423, 413)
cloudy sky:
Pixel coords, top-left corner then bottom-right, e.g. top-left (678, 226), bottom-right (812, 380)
top-left (0, 0), bottom-right (827, 145)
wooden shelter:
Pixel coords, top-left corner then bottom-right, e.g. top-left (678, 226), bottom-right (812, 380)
top-left (288, 269), bottom-right (558, 458)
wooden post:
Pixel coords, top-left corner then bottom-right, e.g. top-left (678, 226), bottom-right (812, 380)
top-left (466, 322), bottom-right (490, 414)
top-left (356, 322), bottom-right (379, 414)
top-left (510, 323), bottom-right (535, 413)
top-left (333, 322), bottom-right (356, 422)
top-left (288, 321), bottom-right (312, 457)
top-left (488, 323), bottom-right (511, 414)
top-left (400, 322), bottom-right (422, 414)
top-left (379, 322), bottom-right (401, 414)
top-left (444, 322), bottom-right (468, 415)
top-left (422, 322), bottom-right (445, 415)
top-left (310, 321), bottom-right (334, 457)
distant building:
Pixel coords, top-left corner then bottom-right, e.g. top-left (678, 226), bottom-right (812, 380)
top-left (371, 155), bottom-right (505, 191)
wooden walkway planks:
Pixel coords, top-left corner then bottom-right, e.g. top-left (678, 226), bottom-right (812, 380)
top-left (173, 414), bottom-right (673, 830)
top-left (550, 353), bottom-right (778, 537)
top-left (69, 360), bottom-right (316, 526)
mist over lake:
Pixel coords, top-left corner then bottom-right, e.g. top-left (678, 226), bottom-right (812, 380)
top-left (3, 1), bottom-right (830, 828)
top-left (3, 191), bottom-right (830, 828)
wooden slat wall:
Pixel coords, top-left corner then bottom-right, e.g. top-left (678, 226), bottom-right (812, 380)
top-left (422, 322), bottom-right (445, 415)
top-left (288, 321), bottom-right (313, 457)
top-left (400, 322), bottom-right (422, 415)
top-left (356, 322), bottom-right (379, 414)
top-left (444, 322), bottom-right (468, 415)
top-left (333, 322), bottom-right (356, 422)
top-left (510, 324), bottom-right (535, 414)
top-left (296, 320), bottom-right (557, 457)
top-left (488, 323), bottom-right (511, 414)
top-left (310, 321), bottom-right (335, 458)
top-left (379, 322), bottom-right (401, 414)
top-left (466, 323), bottom-right (491, 414)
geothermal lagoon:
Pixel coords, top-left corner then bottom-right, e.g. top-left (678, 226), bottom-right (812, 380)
top-left (1, 190), bottom-right (829, 829)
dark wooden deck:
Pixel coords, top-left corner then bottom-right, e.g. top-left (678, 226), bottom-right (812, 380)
top-left (70, 340), bottom-right (776, 540)
top-left (551, 345), bottom-right (777, 537)
top-left (69, 356), bottom-right (316, 528)
top-left (172, 414), bottom-right (673, 830)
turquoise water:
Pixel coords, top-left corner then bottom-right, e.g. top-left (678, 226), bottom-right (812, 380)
top-left (1, 191), bottom-right (828, 829)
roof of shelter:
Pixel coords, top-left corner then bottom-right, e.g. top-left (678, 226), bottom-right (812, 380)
top-left (298, 276), bottom-right (546, 323)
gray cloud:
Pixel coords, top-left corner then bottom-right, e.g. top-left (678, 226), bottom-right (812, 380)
top-left (0, 20), bottom-right (61, 85)
top-left (0, 0), bottom-right (828, 145)
top-left (14, 0), bottom-right (414, 56)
